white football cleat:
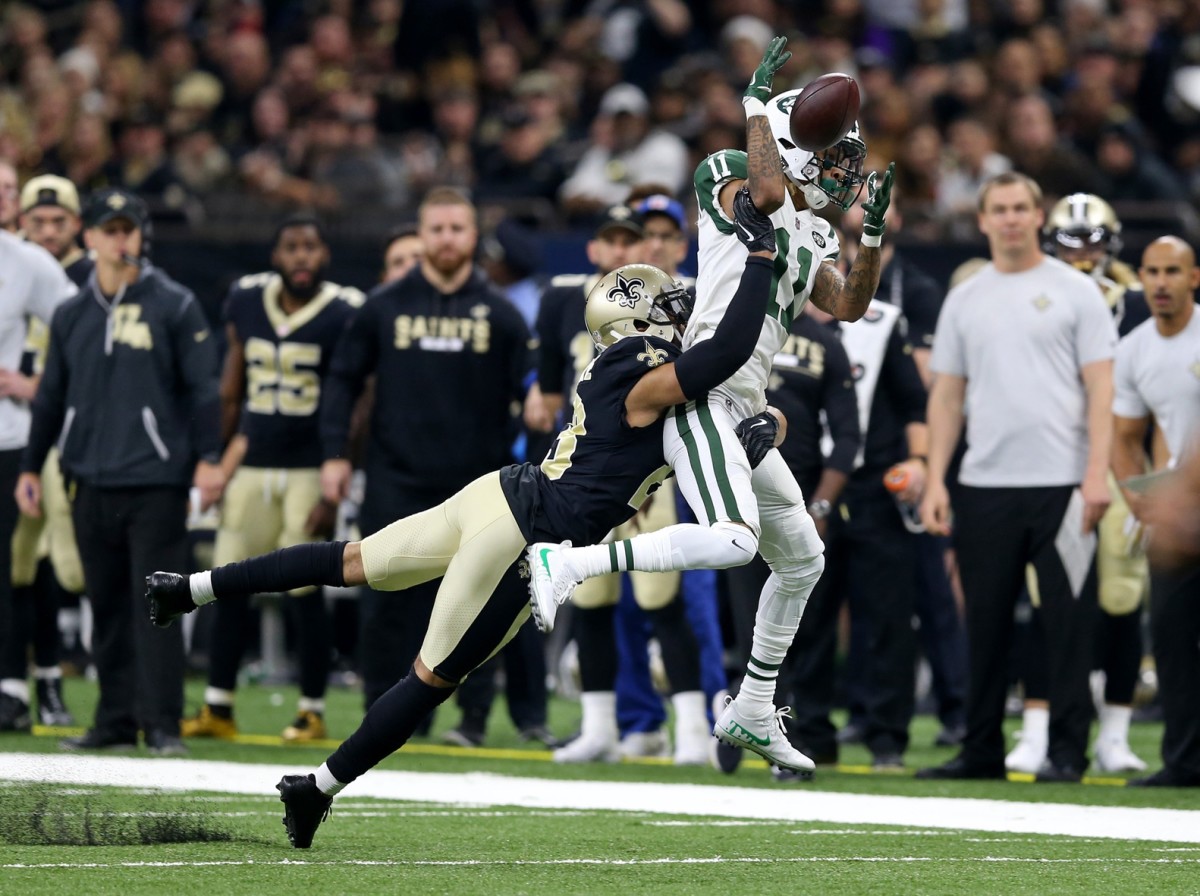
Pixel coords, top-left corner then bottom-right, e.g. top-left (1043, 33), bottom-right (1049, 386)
top-left (1093, 738), bottom-right (1148, 773)
top-left (713, 697), bottom-right (814, 774)
top-left (619, 729), bottom-right (671, 759)
top-left (527, 541), bottom-right (577, 633)
top-left (1004, 732), bottom-right (1048, 774)
top-left (553, 733), bottom-right (621, 764)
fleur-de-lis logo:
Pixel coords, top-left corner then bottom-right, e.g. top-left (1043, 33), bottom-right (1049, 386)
top-left (1032, 294), bottom-right (1052, 312)
top-left (638, 338), bottom-right (668, 368)
top-left (607, 271), bottom-right (645, 309)
top-left (107, 193), bottom-right (127, 210)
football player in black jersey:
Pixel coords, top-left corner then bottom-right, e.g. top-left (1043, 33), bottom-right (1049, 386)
top-left (146, 188), bottom-right (778, 849)
top-left (180, 213), bottom-right (364, 744)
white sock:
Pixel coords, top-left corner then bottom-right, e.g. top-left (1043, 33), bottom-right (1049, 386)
top-left (1098, 704), bottom-right (1132, 743)
top-left (298, 697), bottom-right (325, 714)
top-left (33, 666), bottom-right (62, 681)
top-left (671, 690), bottom-right (708, 736)
top-left (737, 558), bottom-right (822, 713)
top-left (204, 686), bottom-right (235, 708)
top-left (568, 523), bottom-right (755, 578)
top-left (578, 691), bottom-right (618, 743)
top-left (190, 570), bottom-right (216, 605)
top-left (1021, 705), bottom-right (1049, 748)
top-left (314, 762), bottom-right (346, 796)
top-left (0, 678), bottom-right (29, 703)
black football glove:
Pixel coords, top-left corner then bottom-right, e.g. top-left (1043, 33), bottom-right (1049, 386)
top-left (732, 187), bottom-right (776, 254)
top-left (735, 412), bottom-right (779, 470)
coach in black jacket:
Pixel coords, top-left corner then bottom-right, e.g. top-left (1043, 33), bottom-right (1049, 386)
top-left (16, 188), bottom-right (223, 755)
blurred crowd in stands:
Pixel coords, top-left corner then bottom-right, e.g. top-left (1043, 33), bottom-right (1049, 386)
top-left (2, 0), bottom-right (1200, 241)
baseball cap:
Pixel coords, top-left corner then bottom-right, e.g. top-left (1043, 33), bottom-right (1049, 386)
top-left (599, 83), bottom-right (649, 117)
top-left (595, 204), bottom-right (644, 238)
top-left (20, 175), bottom-right (81, 215)
top-left (634, 194), bottom-right (687, 234)
top-left (84, 188), bottom-right (149, 229)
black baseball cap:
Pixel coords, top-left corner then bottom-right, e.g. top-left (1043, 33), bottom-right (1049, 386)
top-left (595, 204), bottom-right (643, 239)
top-left (84, 188), bottom-right (149, 229)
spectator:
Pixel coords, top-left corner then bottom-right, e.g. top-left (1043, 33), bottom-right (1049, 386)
top-left (1094, 119), bottom-right (1179, 203)
top-left (0, 161), bottom-right (19, 232)
top-left (1003, 93), bottom-right (1107, 200)
top-left (16, 188), bottom-right (222, 754)
top-left (559, 83), bottom-right (689, 219)
top-left (937, 116), bottom-right (1013, 237)
top-left (0, 208), bottom-right (77, 733)
top-left (918, 172), bottom-right (1116, 783)
top-left (380, 224), bottom-right (423, 285)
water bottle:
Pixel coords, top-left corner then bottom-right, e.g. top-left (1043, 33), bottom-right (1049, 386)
top-left (883, 464), bottom-right (925, 534)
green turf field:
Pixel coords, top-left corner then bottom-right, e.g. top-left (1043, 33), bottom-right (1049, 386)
top-left (0, 677), bottom-right (1195, 896)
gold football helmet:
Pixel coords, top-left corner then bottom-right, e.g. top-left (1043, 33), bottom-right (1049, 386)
top-left (1044, 193), bottom-right (1122, 276)
top-left (584, 263), bottom-right (692, 349)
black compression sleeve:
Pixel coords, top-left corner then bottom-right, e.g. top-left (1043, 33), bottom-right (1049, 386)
top-left (211, 541), bottom-right (348, 597)
top-left (673, 256), bottom-right (773, 400)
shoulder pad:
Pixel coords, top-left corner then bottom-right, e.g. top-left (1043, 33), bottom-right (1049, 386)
top-left (550, 274), bottom-right (590, 288)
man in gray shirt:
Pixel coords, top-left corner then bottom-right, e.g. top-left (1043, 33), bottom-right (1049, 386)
top-left (1112, 235), bottom-right (1200, 788)
top-left (917, 172), bottom-right (1117, 782)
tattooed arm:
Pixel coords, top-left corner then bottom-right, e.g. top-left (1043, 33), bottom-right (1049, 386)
top-left (808, 249), bottom-right (881, 322)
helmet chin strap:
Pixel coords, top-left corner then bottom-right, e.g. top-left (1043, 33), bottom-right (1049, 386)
top-left (799, 182), bottom-right (829, 210)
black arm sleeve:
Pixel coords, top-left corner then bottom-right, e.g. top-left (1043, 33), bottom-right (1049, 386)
top-left (821, 336), bottom-right (861, 475)
top-left (320, 300), bottom-right (379, 461)
top-left (674, 256), bottom-right (773, 400)
top-left (22, 309), bottom-right (69, 474)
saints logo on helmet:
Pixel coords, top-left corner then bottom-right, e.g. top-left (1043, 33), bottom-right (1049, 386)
top-left (585, 264), bottom-right (693, 349)
top-left (767, 89), bottom-right (866, 212)
top-left (1044, 193), bottom-right (1123, 277)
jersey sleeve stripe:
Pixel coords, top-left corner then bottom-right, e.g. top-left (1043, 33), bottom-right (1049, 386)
top-left (693, 150), bottom-right (748, 236)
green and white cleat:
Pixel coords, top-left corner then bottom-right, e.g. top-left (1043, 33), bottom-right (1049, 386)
top-left (527, 541), bottom-right (577, 633)
top-left (713, 696), bottom-right (815, 775)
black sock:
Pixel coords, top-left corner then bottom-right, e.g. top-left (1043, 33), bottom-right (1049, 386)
top-left (648, 598), bottom-right (701, 694)
top-left (576, 605), bottom-right (617, 692)
top-left (292, 589), bottom-right (332, 700)
top-left (326, 667), bottom-right (455, 785)
top-left (211, 542), bottom-right (348, 599)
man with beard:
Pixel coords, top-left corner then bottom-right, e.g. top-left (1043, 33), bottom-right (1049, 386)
top-left (320, 187), bottom-right (531, 713)
top-left (181, 213), bottom-right (364, 743)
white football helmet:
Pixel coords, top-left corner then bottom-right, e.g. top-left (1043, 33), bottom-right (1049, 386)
top-left (766, 88), bottom-right (867, 212)
top-left (584, 263), bottom-right (692, 350)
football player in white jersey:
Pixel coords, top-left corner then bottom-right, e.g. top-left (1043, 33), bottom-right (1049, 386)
top-left (530, 37), bottom-right (893, 773)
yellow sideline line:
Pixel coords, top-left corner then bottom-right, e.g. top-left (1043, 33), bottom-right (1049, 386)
top-left (28, 724), bottom-right (1130, 784)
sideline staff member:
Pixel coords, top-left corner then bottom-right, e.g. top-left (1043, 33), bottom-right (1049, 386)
top-left (17, 188), bottom-right (223, 754)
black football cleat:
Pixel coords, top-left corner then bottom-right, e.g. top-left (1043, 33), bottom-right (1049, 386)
top-left (277, 773), bottom-right (333, 849)
top-left (146, 572), bottom-right (197, 628)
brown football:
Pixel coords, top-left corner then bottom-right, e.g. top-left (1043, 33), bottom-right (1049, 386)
top-left (788, 73), bottom-right (861, 151)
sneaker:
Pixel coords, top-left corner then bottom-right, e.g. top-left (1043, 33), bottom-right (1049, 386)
top-left (276, 773), bottom-right (333, 849)
top-left (146, 572), bottom-right (198, 628)
top-left (1093, 738), bottom-right (1148, 773)
top-left (517, 726), bottom-right (561, 749)
top-left (181, 705), bottom-right (238, 739)
top-left (527, 541), bottom-right (576, 633)
top-left (552, 733), bottom-right (620, 764)
top-left (713, 697), bottom-right (815, 774)
top-left (35, 679), bottom-right (74, 727)
top-left (1128, 768), bottom-right (1200, 788)
top-left (282, 710), bottom-right (327, 743)
top-left (145, 730), bottom-right (188, 757)
top-left (934, 723), bottom-right (966, 747)
top-left (0, 693), bottom-right (32, 732)
top-left (442, 726), bottom-right (485, 748)
top-left (914, 755), bottom-right (1006, 780)
top-left (1005, 734), bottom-right (1047, 774)
top-left (620, 730), bottom-right (670, 759)
top-left (1034, 759), bottom-right (1083, 783)
top-left (60, 728), bottom-right (137, 752)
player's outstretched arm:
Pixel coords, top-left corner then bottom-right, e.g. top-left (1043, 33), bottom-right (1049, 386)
top-left (626, 189), bottom-right (775, 425)
top-left (742, 35), bottom-right (790, 215)
top-left (810, 163), bottom-right (894, 322)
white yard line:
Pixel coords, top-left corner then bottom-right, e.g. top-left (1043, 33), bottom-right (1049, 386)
top-left (2, 753), bottom-right (1197, 844)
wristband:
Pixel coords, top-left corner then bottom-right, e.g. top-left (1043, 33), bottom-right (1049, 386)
top-left (860, 232), bottom-right (882, 248)
top-left (742, 96), bottom-right (768, 118)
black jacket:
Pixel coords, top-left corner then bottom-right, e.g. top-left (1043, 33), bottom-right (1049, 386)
top-left (23, 264), bottom-right (221, 488)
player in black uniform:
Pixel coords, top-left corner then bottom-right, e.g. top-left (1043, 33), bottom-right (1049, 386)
top-left (145, 188), bottom-right (778, 849)
top-left (181, 214), bottom-right (363, 743)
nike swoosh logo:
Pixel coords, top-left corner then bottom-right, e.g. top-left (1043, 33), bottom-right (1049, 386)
top-left (731, 538), bottom-right (752, 553)
top-left (736, 221), bottom-right (756, 241)
top-left (749, 420), bottom-right (770, 430)
top-left (538, 548), bottom-right (553, 578)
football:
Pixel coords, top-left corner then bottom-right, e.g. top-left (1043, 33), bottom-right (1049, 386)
top-left (788, 73), bottom-right (861, 152)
